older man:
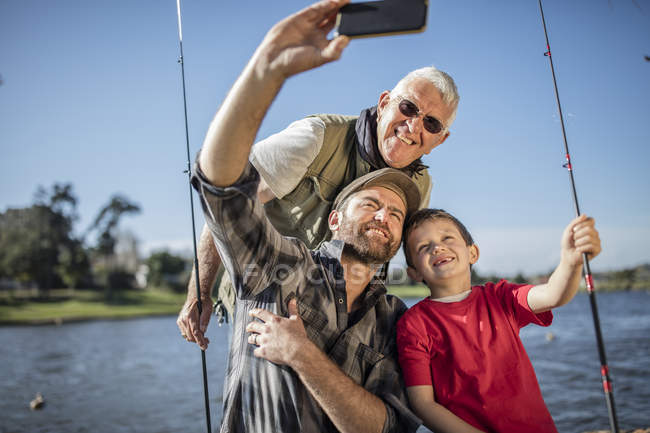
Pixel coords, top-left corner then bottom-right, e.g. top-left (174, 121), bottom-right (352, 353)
top-left (177, 0), bottom-right (459, 350)
top-left (189, 2), bottom-right (426, 431)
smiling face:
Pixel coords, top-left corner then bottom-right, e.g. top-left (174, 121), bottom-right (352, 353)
top-left (375, 77), bottom-right (455, 169)
top-left (330, 186), bottom-right (406, 265)
top-left (406, 218), bottom-right (479, 297)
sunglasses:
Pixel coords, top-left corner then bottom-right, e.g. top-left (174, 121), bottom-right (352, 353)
top-left (396, 97), bottom-right (445, 135)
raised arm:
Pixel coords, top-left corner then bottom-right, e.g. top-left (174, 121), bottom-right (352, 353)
top-left (528, 214), bottom-right (601, 313)
top-left (198, 0), bottom-right (350, 187)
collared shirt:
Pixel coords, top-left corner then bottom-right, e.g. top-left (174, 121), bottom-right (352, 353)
top-left (192, 161), bottom-right (419, 433)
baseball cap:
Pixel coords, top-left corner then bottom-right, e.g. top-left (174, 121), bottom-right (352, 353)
top-left (333, 168), bottom-right (421, 217)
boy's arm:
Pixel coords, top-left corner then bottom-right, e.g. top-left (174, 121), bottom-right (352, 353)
top-left (406, 386), bottom-right (484, 433)
top-left (528, 215), bottom-right (601, 314)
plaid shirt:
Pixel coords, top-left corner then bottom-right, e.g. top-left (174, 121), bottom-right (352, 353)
top-left (192, 162), bottom-right (420, 433)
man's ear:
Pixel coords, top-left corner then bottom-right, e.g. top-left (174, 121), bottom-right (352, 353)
top-left (328, 209), bottom-right (341, 232)
top-left (469, 244), bottom-right (480, 265)
top-left (423, 131), bottom-right (450, 155)
top-left (376, 90), bottom-right (391, 117)
top-left (440, 130), bottom-right (450, 144)
top-left (406, 265), bottom-right (423, 283)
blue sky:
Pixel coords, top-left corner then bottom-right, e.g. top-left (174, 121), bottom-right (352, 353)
top-left (1, 0), bottom-right (649, 275)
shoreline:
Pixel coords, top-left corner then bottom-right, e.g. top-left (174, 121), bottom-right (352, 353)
top-left (0, 311), bottom-right (179, 327)
top-left (0, 288), bottom-right (187, 326)
top-left (2, 286), bottom-right (647, 326)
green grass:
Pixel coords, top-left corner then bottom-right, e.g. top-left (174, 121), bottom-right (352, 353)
top-left (386, 284), bottom-right (430, 299)
top-left (0, 289), bottom-right (187, 325)
top-left (0, 285), bottom-right (431, 325)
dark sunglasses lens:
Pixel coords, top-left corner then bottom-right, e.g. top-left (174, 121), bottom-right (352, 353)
top-left (398, 100), bottom-right (418, 117)
top-left (423, 117), bottom-right (443, 134)
top-left (398, 99), bottom-right (443, 134)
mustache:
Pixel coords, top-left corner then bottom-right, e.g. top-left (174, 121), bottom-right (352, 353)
top-left (359, 221), bottom-right (394, 243)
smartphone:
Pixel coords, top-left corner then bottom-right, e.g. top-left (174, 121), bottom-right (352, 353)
top-left (334, 0), bottom-right (428, 39)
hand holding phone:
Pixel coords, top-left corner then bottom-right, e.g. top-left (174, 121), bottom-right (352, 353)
top-left (334, 0), bottom-right (428, 39)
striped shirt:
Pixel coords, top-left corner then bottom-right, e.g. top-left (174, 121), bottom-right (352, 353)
top-left (192, 161), bottom-right (419, 433)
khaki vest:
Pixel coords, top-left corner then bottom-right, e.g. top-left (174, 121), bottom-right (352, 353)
top-left (264, 113), bottom-right (432, 249)
top-left (215, 114), bottom-right (432, 316)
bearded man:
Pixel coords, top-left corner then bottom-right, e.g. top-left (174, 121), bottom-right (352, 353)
top-left (186, 1), bottom-right (423, 431)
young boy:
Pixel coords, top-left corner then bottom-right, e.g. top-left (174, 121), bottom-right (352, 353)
top-left (396, 209), bottom-right (601, 433)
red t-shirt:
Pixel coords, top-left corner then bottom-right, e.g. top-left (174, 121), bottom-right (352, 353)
top-left (397, 280), bottom-right (557, 433)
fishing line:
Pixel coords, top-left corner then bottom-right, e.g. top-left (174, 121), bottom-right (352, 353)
top-left (537, 1), bottom-right (620, 431)
top-left (175, 0), bottom-right (212, 431)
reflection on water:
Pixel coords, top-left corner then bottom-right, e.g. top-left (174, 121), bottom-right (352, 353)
top-left (522, 292), bottom-right (650, 431)
top-left (0, 291), bottom-right (648, 432)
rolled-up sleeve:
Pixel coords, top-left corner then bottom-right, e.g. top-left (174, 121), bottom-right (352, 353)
top-left (355, 302), bottom-right (420, 433)
top-left (191, 161), bottom-right (303, 298)
top-left (249, 117), bottom-right (325, 199)
top-left (364, 347), bottom-right (421, 433)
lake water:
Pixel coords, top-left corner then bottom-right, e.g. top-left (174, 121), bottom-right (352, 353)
top-left (1, 291), bottom-right (649, 432)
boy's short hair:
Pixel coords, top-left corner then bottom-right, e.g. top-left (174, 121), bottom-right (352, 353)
top-left (403, 208), bottom-right (475, 268)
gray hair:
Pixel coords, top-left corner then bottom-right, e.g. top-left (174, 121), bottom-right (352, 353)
top-left (392, 66), bottom-right (460, 126)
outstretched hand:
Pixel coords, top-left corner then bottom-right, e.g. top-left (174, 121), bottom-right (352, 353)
top-left (246, 299), bottom-right (310, 366)
top-left (561, 214), bottom-right (601, 266)
top-left (257, 0), bottom-right (351, 80)
top-left (177, 297), bottom-right (213, 351)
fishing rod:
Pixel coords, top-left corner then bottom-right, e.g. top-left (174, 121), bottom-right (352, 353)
top-left (175, 0), bottom-right (212, 432)
top-left (537, 1), bottom-right (619, 432)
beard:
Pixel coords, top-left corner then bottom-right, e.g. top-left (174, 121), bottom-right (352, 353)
top-left (338, 220), bottom-right (400, 265)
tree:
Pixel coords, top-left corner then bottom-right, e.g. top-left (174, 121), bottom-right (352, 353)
top-left (512, 272), bottom-right (528, 284)
top-left (86, 195), bottom-right (141, 293)
top-left (612, 268), bottom-right (636, 290)
top-left (88, 195), bottom-right (141, 258)
top-left (145, 250), bottom-right (190, 291)
top-left (0, 183), bottom-right (90, 292)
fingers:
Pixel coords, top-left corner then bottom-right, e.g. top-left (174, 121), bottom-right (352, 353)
top-left (317, 2), bottom-right (344, 32)
top-left (246, 309), bottom-right (270, 348)
top-left (177, 303), bottom-right (196, 342)
top-left (569, 215), bottom-right (601, 259)
top-left (199, 301), bottom-right (213, 333)
top-left (261, 0), bottom-right (351, 78)
top-left (248, 307), bottom-right (277, 323)
top-left (188, 315), bottom-right (209, 350)
top-left (300, 0), bottom-right (350, 24)
top-left (297, 0), bottom-right (350, 62)
top-left (247, 333), bottom-right (262, 346)
top-left (321, 35), bottom-right (350, 63)
top-left (245, 306), bottom-right (292, 352)
top-left (245, 319), bottom-right (266, 335)
top-left (176, 315), bottom-right (189, 340)
top-left (571, 215), bottom-right (596, 242)
top-left (287, 298), bottom-right (299, 318)
top-left (245, 310), bottom-right (273, 348)
top-left (178, 299), bottom-right (210, 350)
